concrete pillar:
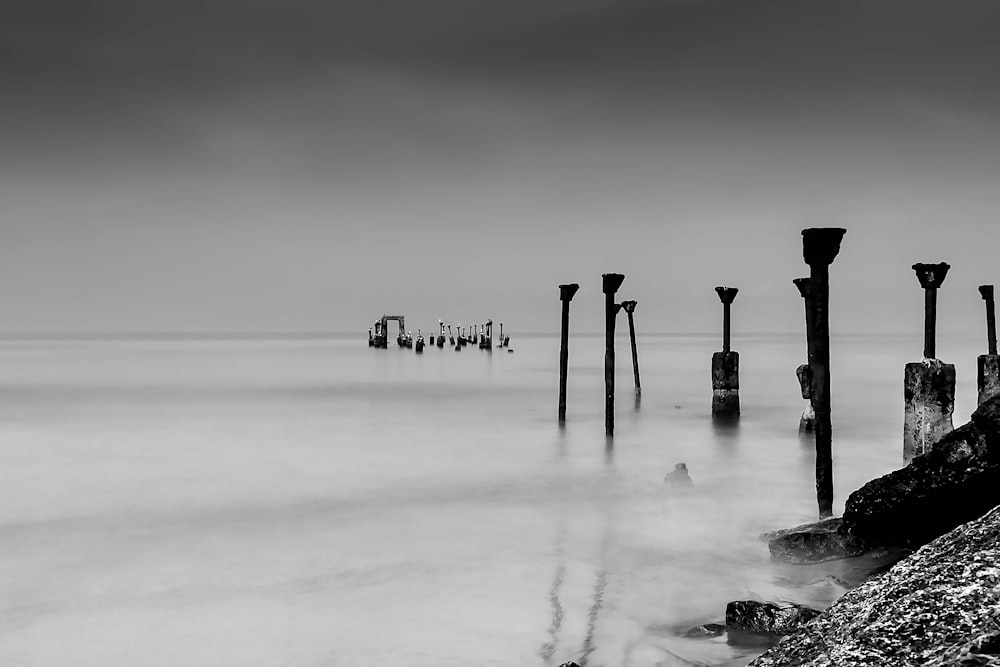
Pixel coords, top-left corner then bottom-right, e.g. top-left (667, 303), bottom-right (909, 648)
top-left (712, 287), bottom-right (740, 418)
top-left (904, 263), bottom-right (954, 461)
top-left (979, 285), bottom-right (1000, 406)
top-left (602, 273), bottom-right (625, 437)
top-left (802, 227), bottom-right (846, 519)
top-left (558, 284), bottom-right (580, 424)
top-left (620, 300), bottom-right (640, 398)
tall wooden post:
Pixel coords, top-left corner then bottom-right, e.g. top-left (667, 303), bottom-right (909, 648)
top-left (904, 263), bottom-right (954, 460)
top-left (712, 287), bottom-right (740, 418)
top-left (979, 285), bottom-right (1000, 406)
top-left (558, 284), bottom-right (580, 424)
top-left (802, 228), bottom-right (846, 519)
top-left (603, 273), bottom-right (625, 437)
top-left (621, 300), bottom-right (640, 397)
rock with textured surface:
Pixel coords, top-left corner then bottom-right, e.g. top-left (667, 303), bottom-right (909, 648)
top-left (725, 601), bottom-right (821, 646)
top-left (764, 517), bottom-right (867, 563)
top-left (748, 504), bottom-right (1000, 666)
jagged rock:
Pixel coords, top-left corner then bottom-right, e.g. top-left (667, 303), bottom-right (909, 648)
top-left (749, 504), bottom-right (1000, 666)
top-left (725, 601), bottom-right (821, 646)
top-left (764, 517), bottom-right (866, 563)
top-left (683, 622), bottom-right (725, 639)
top-left (556, 662), bottom-right (582, 667)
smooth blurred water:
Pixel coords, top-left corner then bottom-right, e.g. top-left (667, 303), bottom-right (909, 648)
top-left (0, 333), bottom-right (986, 666)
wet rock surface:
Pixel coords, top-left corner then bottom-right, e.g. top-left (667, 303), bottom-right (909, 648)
top-left (725, 601), bottom-right (821, 646)
top-left (748, 504), bottom-right (1000, 666)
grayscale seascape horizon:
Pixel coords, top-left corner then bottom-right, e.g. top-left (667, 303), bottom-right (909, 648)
top-left (0, 332), bottom-right (986, 666)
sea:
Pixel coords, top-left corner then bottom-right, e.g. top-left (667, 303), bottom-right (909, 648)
top-left (0, 332), bottom-right (986, 667)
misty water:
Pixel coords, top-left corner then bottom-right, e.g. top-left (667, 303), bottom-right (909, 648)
top-left (0, 333), bottom-right (985, 666)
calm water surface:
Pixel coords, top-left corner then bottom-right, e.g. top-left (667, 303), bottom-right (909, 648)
top-left (0, 333), bottom-right (984, 666)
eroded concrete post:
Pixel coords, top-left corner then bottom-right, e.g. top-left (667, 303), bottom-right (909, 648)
top-left (980, 285), bottom-right (1000, 407)
top-left (558, 284), bottom-right (580, 424)
top-left (621, 300), bottom-right (641, 398)
top-left (712, 287), bottom-right (740, 419)
top-left (603, 273), bottom-right (625, 437)
top-left (904, 263), bottom-right (954, 461)
top-left (793, 278), bottom-right (816, 433)
top-left (802, 228), bottom-right (846, 519)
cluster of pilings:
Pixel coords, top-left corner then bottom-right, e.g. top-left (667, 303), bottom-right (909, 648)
top-left (555, 228), bottom-right (1000, 520)
top-left (369, 317), bottom-right (511, 354)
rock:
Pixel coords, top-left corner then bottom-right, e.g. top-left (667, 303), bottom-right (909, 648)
top-left (725, 601), bottom-right (821, 646)
top-left (683, 622), bottom-right (725, 639)
top-left (749, 504), bottom-right (1000, 666)
top-left (665, 462), bottom-right (693, 486)
top-left (556, 662), bottom-right (582, 667)
top-left (844, 394), bottom-right (1000, 548)
top-left (764, 517), bottom-right (866, 563)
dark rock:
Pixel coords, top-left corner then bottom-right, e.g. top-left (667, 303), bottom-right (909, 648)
top-left (556, 662), bottom-right (582, 667)
top-left (844, 394), bottom-right (1000, 548)
top-left (764, 517), bottom-right (866, 563)
top-left (725, 600), bottom-right (820, 646)
top-left (683, 622), bottom-right (725, 639)
top-left (749, 504), bottom-right (1000, 666)
top-left (665, 462), bottom-right (693, 486)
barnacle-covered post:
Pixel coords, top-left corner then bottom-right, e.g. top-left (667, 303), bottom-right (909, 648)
top-left (711, 287), bottom-right (740, 419)
top-left (979, 285), bottom-right (1000, 406)
top-left (903, 263), bottom-right (954, 461)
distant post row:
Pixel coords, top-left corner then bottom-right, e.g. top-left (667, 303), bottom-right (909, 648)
top-left (368, 317), bottom-right (511, 352)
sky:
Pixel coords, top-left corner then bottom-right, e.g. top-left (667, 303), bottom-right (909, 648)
top-left (2, 0), bottom-right (999, 336)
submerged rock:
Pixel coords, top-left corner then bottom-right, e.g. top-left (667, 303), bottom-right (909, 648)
top-left (764, 517), bottom-right (866, 563)
top-left (749, 504), bottom-right (1000, 666)
top-left (725, 601), bottom-right (821, 646)
top-left (682, 622), bottom-right (725, 639)
top-left (665, 462), bottom-right (693, 486)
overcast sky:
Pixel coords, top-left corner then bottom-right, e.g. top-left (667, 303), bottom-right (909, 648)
top-left (2, 0), bottom-right (999, 335)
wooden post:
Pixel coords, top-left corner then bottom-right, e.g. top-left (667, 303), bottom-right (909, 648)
top-left (712, 287), bottom-right (740, 418)
top-left (603, 273), bottom-right (625, 437)
top-left (802, 228), bottom-right (846, 519)
top-left (904, 263), bottom-right (954, 460)
top-left (620, 300), bottom-right (640, 397)
top-left (794, 278), bottom-right (816, 433)
top-left (558, 284), bottom-right (580, 424)
top-left (979, 285), bottom-right (1000, 406)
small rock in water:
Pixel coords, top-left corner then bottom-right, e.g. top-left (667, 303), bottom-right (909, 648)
top-left (725, 600), bottom-right (820, 646)
top-left (683, 622), bottom-right (726, 639)
top-left (557, 662), bottom-right (582, 667)
top-left (665, 462), bottom-right (693, 486)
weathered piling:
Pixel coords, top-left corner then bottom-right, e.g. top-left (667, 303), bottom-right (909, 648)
top-left (712, 287), bottom-right (740, 418)
top-left (802, 227), bottom-right (846, 519)
top-left (980, 285), bottom-right (1000, 406)
top-left (620, 300), bottom-right (641, 398)
top-left (436, 320), bottom-right (445, 348)
top-left (793, 278), bottom-right (817, 433)
top-left (904, 263), bottom-right (954, 461)
top-left (603, 273), bottom-right (625, 437)
top-left (558, 284), bottom-right (580, 425)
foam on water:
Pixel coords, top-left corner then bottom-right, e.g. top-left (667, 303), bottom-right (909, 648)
top-left (0, 333), bottom-right (984, 665)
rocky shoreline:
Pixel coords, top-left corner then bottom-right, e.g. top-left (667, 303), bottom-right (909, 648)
top-left (738, 395), bottom-right (1000, 665)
